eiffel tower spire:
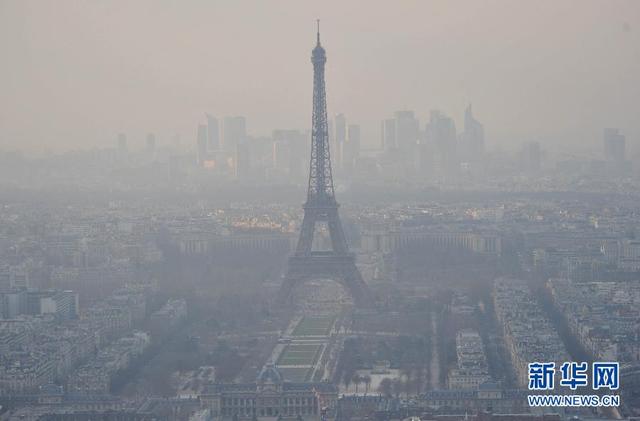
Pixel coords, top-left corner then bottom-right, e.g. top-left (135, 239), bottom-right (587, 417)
top-left (307, 19), bottom-right (335, 206)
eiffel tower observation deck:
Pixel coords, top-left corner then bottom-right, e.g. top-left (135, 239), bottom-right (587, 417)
top-left (278, 22), bottom-right (373, 308)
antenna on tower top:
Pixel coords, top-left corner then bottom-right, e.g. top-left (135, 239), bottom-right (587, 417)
top-left (316, 19), bottom-right (320, 44)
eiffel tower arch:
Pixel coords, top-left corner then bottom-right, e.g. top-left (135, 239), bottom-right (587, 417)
top-left (278, 23), bottom-right (373, 308)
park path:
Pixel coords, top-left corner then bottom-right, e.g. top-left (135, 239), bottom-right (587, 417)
top-left (429, 310), bottom-right (441, 390)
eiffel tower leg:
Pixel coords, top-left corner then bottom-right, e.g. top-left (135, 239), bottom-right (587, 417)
top-left (278, 274), bottom-right (296, 307)
top-left (295, 212), bottom-right (315, 255)
top-left (341, 263), bottom-right (372, 308)
top-left (279, 255), bottom-right (373, 308)
top-left (326, 208), bottom-right (348, 255)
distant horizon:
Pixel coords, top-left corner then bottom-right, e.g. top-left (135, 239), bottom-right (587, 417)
top-left (0, 120), bottom-right (630, 161)
top-left (1, 1), bottom-right (639, 155)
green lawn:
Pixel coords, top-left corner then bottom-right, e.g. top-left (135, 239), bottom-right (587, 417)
top-left (291, 316), bottom-right (335, 337)
top-left (277, 344), bottom-right (322, 366)
top-left (276, 367), bottom-right (312, 382)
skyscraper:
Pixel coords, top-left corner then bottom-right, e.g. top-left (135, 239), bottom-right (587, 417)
top-left (603, 128), bottom-right (625, 163)
top-left (223, 116), bottom-right (246, 153)
top-left (235, 141), bottom-right (250, 180)
top-left (460, 104), bottom-right (484, 162)
top-left (272, 139), bottom-right (291, 173)
top-left (196, 124), bottom-right (208, 165)
top-left (206, 114), bottom-right (220, 151)
top-left (522, 141), bottom-right (541, 173)
top-left (334, 113), bottom-right (346, 169)
top-left (273, 129), bottom-right (306, 177)
top-left (381, 118), bottom-right (396, 150)
top-left (394, 110), bottom-right (419, 152)
top-left (344, 124), bottom-right (361, 172)
top-left (425, 110), bottom-right (457, 174)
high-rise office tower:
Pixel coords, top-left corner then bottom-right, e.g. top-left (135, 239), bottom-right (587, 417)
top-left (394, 110), bottom-right (419, 152)
top-left (425, 110), bottom-right (457, 173)
top-left (344, 124), bottom-right (361, 171)
top-left (272, 140), bottom-right (291, 172)
top-left (460, 104), bottom-right (484, 161)
top-left (273, 129), bottom-right (306, 177)
top-left (328, 119), bottom-right (335, 173)
top-left (196, 124), bottom-right (208, 165)
top-left (223, 116), bottom-right (246, 153)
top-left (603, 128), bottom-right (625, 163)
top-left (206, 114), bottom-right (220, 151)
top-left (522, 141), bottom-right (541, 173)
top-left (334, 113), bottom-right (346, 169)
top-left (235, 141), bottom-right (250, 179)
top-left (381, 118), bottom-right (396, 150)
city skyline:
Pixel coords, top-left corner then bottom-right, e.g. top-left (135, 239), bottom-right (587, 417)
top-left (1, 1), bottom-right (639, 153)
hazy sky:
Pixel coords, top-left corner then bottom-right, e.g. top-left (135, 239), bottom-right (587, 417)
top-left (1, 1), bottom-right (639, 154)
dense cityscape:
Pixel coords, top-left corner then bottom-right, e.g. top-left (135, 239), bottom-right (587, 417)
top-left (2, 2), bottom-right (640, 421)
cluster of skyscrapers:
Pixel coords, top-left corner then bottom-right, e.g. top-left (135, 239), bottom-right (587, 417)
top-left (379, 105), bottom-right (484, 177)
top-left (196, 115), bottom-right (247, 177)
top-left (99, 109), bottom-right (636, 191)
top-left (185, 105), bottom-right (485, 183)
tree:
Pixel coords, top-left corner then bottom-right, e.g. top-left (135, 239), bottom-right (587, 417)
top-left (378, 378), bottom-right (392, 397)
top-left (352, 374), bottom-right (362, 394)
top-left (363, 375), bottom-right (372, 395)
top-left (343, 372), bottom-right (351, 394)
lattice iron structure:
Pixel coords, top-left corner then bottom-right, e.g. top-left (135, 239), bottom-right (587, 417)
top-left (279, 23), bottom-right (372, 308)
top-left (306, 24), bottom-right (334, 205)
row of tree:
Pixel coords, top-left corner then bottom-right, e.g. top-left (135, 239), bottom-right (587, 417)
top-left (342, 373), bottom-right (373, 394)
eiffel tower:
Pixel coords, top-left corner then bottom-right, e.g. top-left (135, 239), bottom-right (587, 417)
top-left (278, 22), bottom-right (372, 307)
